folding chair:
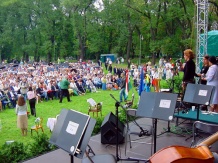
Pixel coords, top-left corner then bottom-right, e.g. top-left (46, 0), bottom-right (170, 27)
top-left (31, 117), bottom-right (44, 136)
top-left (87, 98), bottom-right (102, 117)
top-left (124, 93), bottom-right (135, 108)
top-left (191, 121), bottom-right (218, 149)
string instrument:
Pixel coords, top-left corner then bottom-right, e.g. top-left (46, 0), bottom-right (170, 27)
top-left (149, 132), bottom-right (218, 163)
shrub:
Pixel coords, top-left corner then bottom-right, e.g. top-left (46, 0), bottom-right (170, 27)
top-left (28, 133), bottom-right (56, 157)
top-left (0, 141), bottom-right (30, 163)
top-left (92, 117), bottom-right (104, 135)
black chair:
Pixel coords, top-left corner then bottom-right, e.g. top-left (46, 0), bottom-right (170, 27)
top-left (82, 145), bottom-right (116, 163)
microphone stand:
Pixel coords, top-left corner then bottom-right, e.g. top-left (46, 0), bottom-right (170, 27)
top-left (110, 94), bottom-right (148, 162)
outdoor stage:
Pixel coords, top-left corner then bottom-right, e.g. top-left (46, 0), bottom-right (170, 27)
top-left (24, 117), bottom-right (218, 163)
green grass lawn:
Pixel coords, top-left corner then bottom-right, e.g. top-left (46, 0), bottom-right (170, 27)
top-left (0, 86), bottom-right (140, 147)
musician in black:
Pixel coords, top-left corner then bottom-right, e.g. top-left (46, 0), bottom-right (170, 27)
top-left (196, 55), bottom-right (209, 85)
top-left (195, 55), bottom-right (210, 110)
top-left (182, 49), bottom-right (196, 97)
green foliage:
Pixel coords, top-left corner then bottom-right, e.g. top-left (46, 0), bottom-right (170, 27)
top-left (0, 0), bottom-right (217, 61)
top-left (0, 134), bottom-right (57, 163)
top-left (92, 116), bottom-right (104, 135)
top-left (118, 109), bottom-right (128, 125)
top-left (160, 73), bottom-right (183, 93)
top-left (28, 134), bottom-right (57, 157)
top-left (0, 141), bottom-right (29, 163)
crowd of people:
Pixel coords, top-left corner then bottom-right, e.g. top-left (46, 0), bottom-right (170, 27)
top-left (1, 51), bottom-right (218, 136)
top-left (0, 60), bottom-right (130, 136)
top-left (0, 60), bottom-right (130, 111)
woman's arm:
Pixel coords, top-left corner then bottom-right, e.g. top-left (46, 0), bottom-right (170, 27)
top-left (205, 66), bottom-right (216, 82)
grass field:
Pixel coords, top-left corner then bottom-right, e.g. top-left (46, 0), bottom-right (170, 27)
top-left (0, 84), bottom-right (141, 147)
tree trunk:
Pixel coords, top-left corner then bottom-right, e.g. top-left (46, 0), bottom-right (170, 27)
top-left (78, 32), bottom-right (85, 60)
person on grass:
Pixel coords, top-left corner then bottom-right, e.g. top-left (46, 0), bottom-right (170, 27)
top-left (15, 95), bottom-right (28, 136)
top-left (119, 73), bottom-right (127, 102)
top-left (27, 87), bottom-right (36, 117)
top-left (59, 76), bottom-right (71, 103)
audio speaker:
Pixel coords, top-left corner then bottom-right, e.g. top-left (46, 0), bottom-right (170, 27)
top-left (101, 112), bottom-right (125, 144)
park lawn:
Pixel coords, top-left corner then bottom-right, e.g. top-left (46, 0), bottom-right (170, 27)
top-left (0, 86), bottom-right (139, 147)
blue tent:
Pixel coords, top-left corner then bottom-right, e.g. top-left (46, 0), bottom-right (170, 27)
top-left (100, 54), bottom-right (116, 62)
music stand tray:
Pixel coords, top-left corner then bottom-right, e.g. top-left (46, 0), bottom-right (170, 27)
top-left (50, 109), bottom-right (96, 161)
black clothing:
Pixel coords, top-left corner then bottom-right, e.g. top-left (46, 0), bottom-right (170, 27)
top-left (59, 89), bottom-right (70, 102)
top-left (76, 82), bottom-right (86, 93)
top-left (36, 87), bottom-right (43, 96)
top-left (113, 67), bottom-right (118, 74)
top-left (183, 59), bottom-right (196, 82)
top-left (120, 77), bottom-right (126, 89)
top-left (105, 61), bottom-right (108, 70)
top-left (108, 65), bottom-right (112, 73)
top-left (29, 98), bottom-right (36, 116)
top-left (199, 65), bottom-right (209, 85)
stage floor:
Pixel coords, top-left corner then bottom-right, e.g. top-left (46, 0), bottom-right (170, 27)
top-left (24, 117), bottom-right (218, 163)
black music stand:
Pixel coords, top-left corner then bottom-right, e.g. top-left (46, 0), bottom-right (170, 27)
top-left (50, 109), bottom-right (96, 162)
top-left (136, 92), bottom-right (178, 154)
top-left (183, 83), bottom-right (213, 120)
top-left (182, 84), bottom-right (213, 141)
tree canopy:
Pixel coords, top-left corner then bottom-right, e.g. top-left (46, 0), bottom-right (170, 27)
top-left (0, 0), bottom-right (217, 63)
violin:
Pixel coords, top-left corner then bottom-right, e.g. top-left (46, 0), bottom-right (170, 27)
top-left (149, 132), bottom-right (218, 163)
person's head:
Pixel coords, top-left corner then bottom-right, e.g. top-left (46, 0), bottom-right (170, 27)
top-left (22, 77), bottom-right (27, 82)
top-left (184, 49), bottom-right (195, 61)
top-left (28, 87), bottom-right (33, 91)
top-left (121, 73), bottom-right (125, 78)
top-left (17, 95), bottom-right (25, 106)
top-left (203, 55), bottom-right (209, 66)
top-left (208, 56), bottom-right (217, 66)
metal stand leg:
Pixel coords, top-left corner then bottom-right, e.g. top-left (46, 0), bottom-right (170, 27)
top-left (110, 94), bottom-right (148, 162)
top-left (158, 121), bottom-right (185, 137)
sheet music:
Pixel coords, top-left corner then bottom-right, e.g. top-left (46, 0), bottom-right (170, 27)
top-left (159, 100), bottom-right (171, 108)
top-left (198, 90), bottom-right (207, 96)
top-left (66, 121), bottom-right (79, 135)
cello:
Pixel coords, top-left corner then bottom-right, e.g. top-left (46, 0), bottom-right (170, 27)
top-left (149, 132), bottom-right (218, 163)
